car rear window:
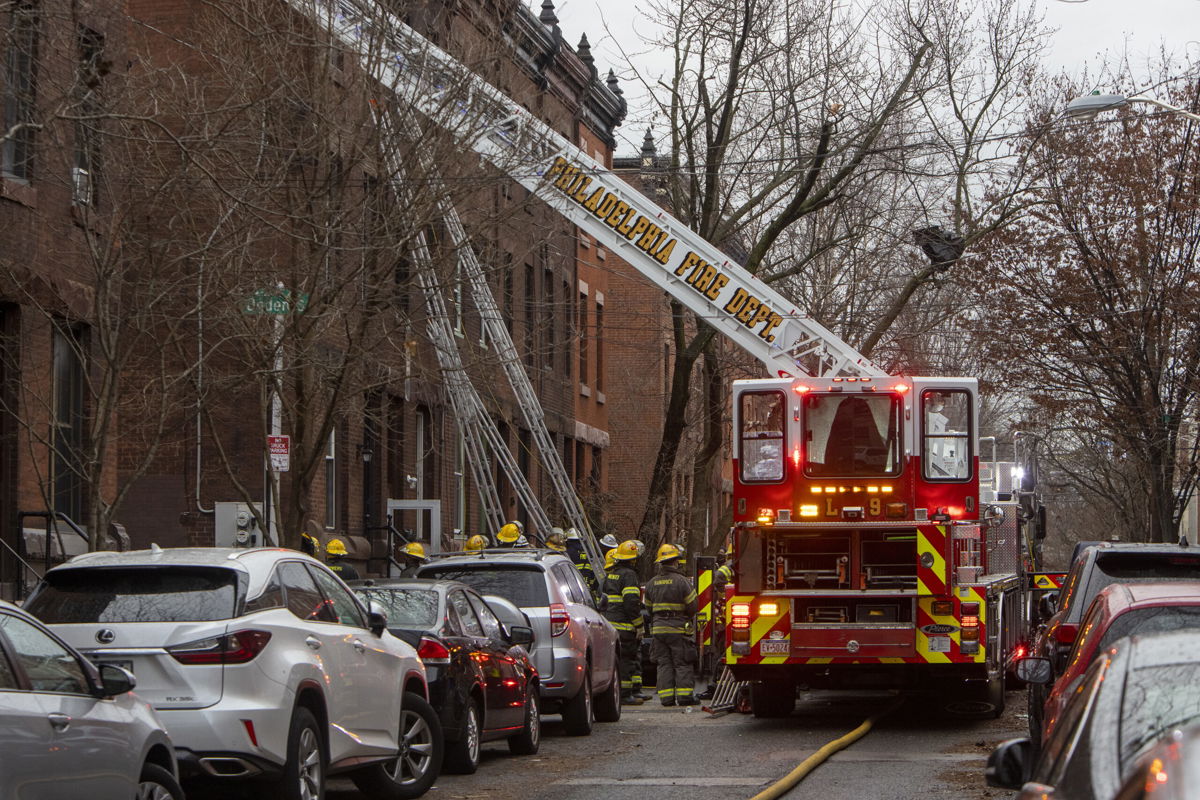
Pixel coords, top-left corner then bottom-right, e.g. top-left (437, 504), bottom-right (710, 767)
top-left (354, 588), bottom-right (440, 629)
top-left (1121, 663), bottom-right (1200, 767)
top-left (418, 565), bottom-right (549, 607)
top-left (26, 567), bottom-right (241, 623)
top-left (1098, 607), bottom-right (1200, 655)
top-left (1071, 554), bottom-right (1200, 622)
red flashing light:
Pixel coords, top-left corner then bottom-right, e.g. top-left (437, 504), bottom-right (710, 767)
top-left (892, 383), bottom-right (910, 394)
top-left (792, 384), bottom-right (810, 395)
top-left (792, 446), bottom-right (801, 468)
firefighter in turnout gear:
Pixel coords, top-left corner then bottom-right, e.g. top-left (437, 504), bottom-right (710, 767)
top-left (463, 534), bottom-right (488, 554)
top-left (567, 528), bottom-right (600, 596)
top-left (604, 540), bottom-right (645, 705)
top-left (399, 542), bottom-right (428, 577)
top-left (325, 538), bottom-right (360, 581)
top-left (645, 543), bottom-right (698, 706)
top-left (496, 521), bottom-right (523, 546)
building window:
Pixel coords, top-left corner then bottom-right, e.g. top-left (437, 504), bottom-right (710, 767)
top-left (417, 406), bottom-right (435, 499)
top-left (578, 291), bottom-right (588, 388)
top-left (595, 300), bottom-right (604, 393)
top-left (574, 440), bottom-right (585, 489)
top-left (502, 254), bottom-right (514, 335)
top-left (324, 429), bottom-right (337, 529)
top-left (543, 269), bottom-right (554, 369)
top-left (52, 325), bottom-right (85, 522)
top-left (73, 26), bottom-right (104, 207)
top-left (523, 265), bottom-right (535, 368)
top-left (590, 445), bottom-right (602, 491)
top-left (2, 0), bottom-right (39, 181)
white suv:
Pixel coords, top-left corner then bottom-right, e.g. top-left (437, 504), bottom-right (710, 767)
top-left (24, 547), bottom-right (442, 800)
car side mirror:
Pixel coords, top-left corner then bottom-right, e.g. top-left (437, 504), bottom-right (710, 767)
top-left (986, 738), bottom-right (1035, 789)
top-left (1015, 657), bottom-right (1052, 685)
top-left (1039, 592), bottom-right (1060, 621)
top-left (509, 625), bottom-right (535, 648)
top-left (97, 663), bottom-right (137, 698)
top-left (366, 600), bottom-right (388, 637)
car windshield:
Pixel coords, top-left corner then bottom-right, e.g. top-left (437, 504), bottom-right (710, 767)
top-left (354, 588), bottom-right (440, 629)
top-left (1121, 663), bottom-right (1200, 766)
top-left (1071, 554), bottom-right (1200, 622)
top-left (419, 565), bottom-right (549, 607)
top-left (26, 566), bottom-right (240, 623)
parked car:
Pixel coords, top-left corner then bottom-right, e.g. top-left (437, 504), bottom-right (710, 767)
top-left (989, 630), bottom-right (1200, 799)
top-left (1026, 542), bottom-right (1200, 744)
top-left (1033, 581), bottom-right (1200, 743)
top-left (417, 548), bottom-right (621, 735)
top-left (351, 578), bottom-right (540, 774)
top-left (23, 546), bottom-right (442, 800)
top-left (1111, 723), bottom-right (1200, 800)
top-left (0, 598), bottom-right (183, 800)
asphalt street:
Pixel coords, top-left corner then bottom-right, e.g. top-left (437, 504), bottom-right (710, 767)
top-left (323, 688), bottom-right (1028, 800)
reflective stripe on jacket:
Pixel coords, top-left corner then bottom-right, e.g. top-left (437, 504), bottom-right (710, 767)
top-left (603, 565), bottom-right (642, 630)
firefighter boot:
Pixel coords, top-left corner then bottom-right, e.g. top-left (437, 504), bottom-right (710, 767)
top-left (621, 691), bottom-right (645, 706)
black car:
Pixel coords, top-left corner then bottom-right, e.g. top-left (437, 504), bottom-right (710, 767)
top-left (989, 630), bottom-right (1200, 799)
top-left (352, 578), bottom-right (539, 774)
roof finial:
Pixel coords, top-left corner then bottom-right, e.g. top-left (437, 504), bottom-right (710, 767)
top-left (539, 0), bottom-right (559, 26)
top-left (641, 128), bottom-right (657, 159)
top-left (577, 34), bottom-right (594, 72)
top-left (606, 68), bottom-right (622, 96)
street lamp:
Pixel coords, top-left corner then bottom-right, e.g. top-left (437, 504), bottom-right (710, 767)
top-left (1065, 91), bottom-right (1200, 123)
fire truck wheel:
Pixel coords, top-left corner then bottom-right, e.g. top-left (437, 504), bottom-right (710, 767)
top-left (750, 680), bottom-right (796, 718)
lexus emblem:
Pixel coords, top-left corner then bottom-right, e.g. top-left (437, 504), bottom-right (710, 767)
top-left (95, 629), bottom-right (116, 644)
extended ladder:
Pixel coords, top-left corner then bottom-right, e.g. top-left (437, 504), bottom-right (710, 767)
top-left (287, 0), bottom-right (886, 380)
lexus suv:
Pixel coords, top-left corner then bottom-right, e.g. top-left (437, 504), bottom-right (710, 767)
top-left (417, 549), bottom-right (620, 735)
top-left (24, 546), bottom-right (442, 800)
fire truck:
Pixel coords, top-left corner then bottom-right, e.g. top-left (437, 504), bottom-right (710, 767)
top-left (728, 375), bottom-right (1027, 717)
top-left (293, 0), bottom-right (1032, 717)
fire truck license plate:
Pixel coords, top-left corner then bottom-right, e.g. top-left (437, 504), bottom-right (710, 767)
top-left (760, 640), bottom-right (790, 655)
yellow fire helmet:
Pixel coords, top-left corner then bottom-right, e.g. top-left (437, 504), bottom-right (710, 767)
top-left (497, 521), bottom-right (523, 543)
top-left (464, 535), bottom-right (488, 553)
top-left (604, 548), bottom-right (617, 570)
top-left (655, 542), bottom-right (682, 563)
top-left (403, 542), bottom-right (428, 560)
top-left (545, 531), bottom-right (567, 552)
top-left (613, 540), bottom-right (640, 561)
top-left (325, 538), bottom-right (348, 556)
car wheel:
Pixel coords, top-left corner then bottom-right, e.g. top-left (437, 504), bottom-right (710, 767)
top-left (277, 706), bottom-right (325, 800)
top-left (750, 680), bottom-right (795, 719)
top-left (352, 691), bottom-right (443, 800)
top-left (561, 671), bottom-right (593, 736)
top-left (136, 763), bottom-right (183, 800)
top-left (508, 685), bottom-right (541, 755)
top-left (443, 699), bottom-right (482, 775)
top-left (593, 658), bottom-right (622, 723)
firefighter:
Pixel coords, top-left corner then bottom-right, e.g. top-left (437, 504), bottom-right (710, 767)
top-left (496, 521), bottom-right (523, 547)
top-left (698, 543), bottom-right (735, 700)
top-left (463, 534), bottom-right (488, 554)
top-left (399, 542), bottom-right (428, 577)
top-left (715, 543), bottom-right (734, 591)
top-left (645, 542), bottom-right (698, 706)
top-left (545, 528), bottom-right (567, 553)
top-left (299, 532), bottom-right (320, 557)
top-left (604, 540), bottom-right (645, 705)
top-left (600, 533), bottom-right (619, 550)
top-left (325, 538), bottom-right (360, 581)
top-left (567, 528), bottom-right (600, 595)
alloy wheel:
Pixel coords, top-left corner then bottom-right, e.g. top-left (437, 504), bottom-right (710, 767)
top-left (297, 726), bottom-right (322, 800)
top-left (386, 707), bottom-right (436, 786)
top-left (135, 782), bottom-right (174, 800)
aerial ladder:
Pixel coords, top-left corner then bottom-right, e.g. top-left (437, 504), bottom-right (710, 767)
top-left (287, 0), bottom-right (887, 583)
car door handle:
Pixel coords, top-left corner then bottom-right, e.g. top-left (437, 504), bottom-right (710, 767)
top-left (305, 636), bottom-right (322, 651)
top-left (47, 712), bottom-right (71, 732)
top-left (352, 638), bottom-right (366, 653)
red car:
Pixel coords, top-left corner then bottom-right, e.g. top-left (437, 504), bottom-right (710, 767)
top-left (1035, 581), bottom-right (1200, 742)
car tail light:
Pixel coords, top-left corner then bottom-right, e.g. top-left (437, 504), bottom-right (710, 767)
top-left (550, 603), bottom-right (570, 637)
top-left (417, 636), bottom-right (451, 665)
top-left (168, 630), bottom-right (272, 665)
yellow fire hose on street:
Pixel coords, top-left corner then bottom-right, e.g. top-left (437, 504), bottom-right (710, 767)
top-left (747, 695), bottom-right (904, 800)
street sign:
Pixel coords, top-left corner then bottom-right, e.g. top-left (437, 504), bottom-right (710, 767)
top-left (243, 288), bottom-right (310, 315)
top-left (268, 435), bottom-right (290, 472)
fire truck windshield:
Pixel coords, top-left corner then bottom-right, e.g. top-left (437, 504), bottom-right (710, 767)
top-left (805, 393), bottom-right (901, 477)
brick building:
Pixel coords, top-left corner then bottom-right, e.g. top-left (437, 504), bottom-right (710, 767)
top-left (0, 0), bottom-right (630, 592)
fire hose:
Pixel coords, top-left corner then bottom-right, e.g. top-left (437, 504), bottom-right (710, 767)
top-left (747, 695), bottom-right (904, 800)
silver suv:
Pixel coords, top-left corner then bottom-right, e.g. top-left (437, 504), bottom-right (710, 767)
top-left (25, 547), bottom-right (441, 800)
top-left (417, 549), bottom-right (620, 735)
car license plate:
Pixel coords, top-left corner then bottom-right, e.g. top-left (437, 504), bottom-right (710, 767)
top-left (759, 640), bottom-right (789, 655)
top-left (91, 658), bottom-right (134, 674)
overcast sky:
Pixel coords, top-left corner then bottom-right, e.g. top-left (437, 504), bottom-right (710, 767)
top-left (539, 0), bottom-right (1200, 155)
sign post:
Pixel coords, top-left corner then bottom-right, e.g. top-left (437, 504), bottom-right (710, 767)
top-left (268, 435), bottom-right (290, 472)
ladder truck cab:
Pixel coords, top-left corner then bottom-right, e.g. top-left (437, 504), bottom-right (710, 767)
top-left (728, 375), bottom-right (1024, 718)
